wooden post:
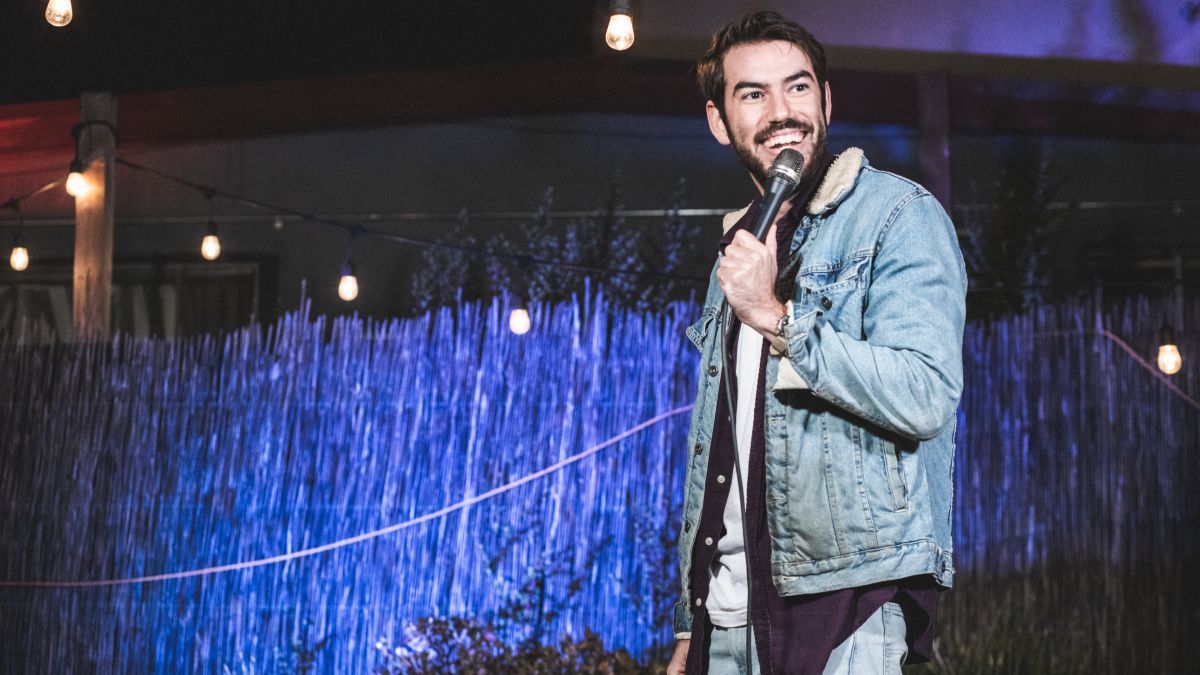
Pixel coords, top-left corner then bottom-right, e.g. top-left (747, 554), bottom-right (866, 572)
top-left (72, 92), bottom-right (117, 342)
top-left (917, 72), bottom-right (952, 213)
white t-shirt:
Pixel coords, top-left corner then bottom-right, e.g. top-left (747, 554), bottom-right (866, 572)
top-left (706, 321), bottom-right (763, 628)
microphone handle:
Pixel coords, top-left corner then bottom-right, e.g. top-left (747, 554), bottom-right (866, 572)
top-left (748, 174), bottom-right (793, 243)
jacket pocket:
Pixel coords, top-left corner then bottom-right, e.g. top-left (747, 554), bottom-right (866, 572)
top-left (685, 306), bottom-right (719, 352)
top-left (795, 254), bottom-right (870, 338)
top-left (880, 436), bottom-right (910, 512)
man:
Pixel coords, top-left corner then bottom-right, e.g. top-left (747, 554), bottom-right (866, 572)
top-left (668, 11), bottom-right (966, 675)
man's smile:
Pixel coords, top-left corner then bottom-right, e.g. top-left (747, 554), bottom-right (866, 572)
top-left (763, 132), bottom-right (806, 149)
top-left (754, 121), bottom-right (813, 153)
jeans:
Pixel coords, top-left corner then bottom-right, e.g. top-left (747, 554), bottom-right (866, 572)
top-left (707, 602), bottom-right (907, 675)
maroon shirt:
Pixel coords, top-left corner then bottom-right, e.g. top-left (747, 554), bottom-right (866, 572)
top-left (684, 155), bottom-right (938, 674)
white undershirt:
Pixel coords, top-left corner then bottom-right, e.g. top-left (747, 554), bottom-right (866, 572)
top-left (706, 321), bottom-right (763, 627)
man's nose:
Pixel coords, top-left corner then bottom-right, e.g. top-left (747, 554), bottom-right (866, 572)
top-left (767, 92), bottom-right (791, 121)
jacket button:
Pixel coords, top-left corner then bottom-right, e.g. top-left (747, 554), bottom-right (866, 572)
top-left (707, 364), bottom-right (718, 377)
top-left (821, 296), bottom-right (833, 310)
top-left (717, 475), bottom-right (726, 484)
top-left (693, 442), bottom-right (703, 455)
top-left (704, 537), bottom-right (714, 546)
top-left (695, 598), bottom-right (704, 607)
top-left (683, 522), bottom-right (691, 532)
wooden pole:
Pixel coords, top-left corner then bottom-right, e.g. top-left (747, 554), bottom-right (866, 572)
top-left (72, 92), bottom-right (117, 342)
top-left (917, 72), bottom-right (952, 213)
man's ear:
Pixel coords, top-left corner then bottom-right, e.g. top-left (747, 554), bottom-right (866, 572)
top-left (706, 100), bottom-right (731, 146)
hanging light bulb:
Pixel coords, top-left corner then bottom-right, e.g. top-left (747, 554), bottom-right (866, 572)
top-left (66, 121), bottom-right (118, 198)
top-left (45, 0), bottom-right (73, 27)
top-left (199, 193), bottom-right (221, 260)
top-left (201, 222), bottom-right (221, 261)
top-left (9, 232), bottom-right (29, 272)
top-left (1157, 324), bottom-right (1182, 375)
top-left (509, 307), bottom-right (531, 335)
top-left (65, 157), bottom-right (90, 197)
top-left (338, 260), bottom-right (359, 302)
top-left (605, 0), bottom-right (635, 51)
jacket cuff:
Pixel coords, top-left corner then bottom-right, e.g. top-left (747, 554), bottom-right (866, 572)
top-left (767, 301), bottom-right (790, 354)
top-left (672, 597), bottom-right (694, 635)
top-left (772, 302), bottom-right (819, 390)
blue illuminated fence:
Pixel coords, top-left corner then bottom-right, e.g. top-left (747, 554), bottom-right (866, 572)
top-left (0, 293), bottom-right (1196, 672)
top-left (0, 295), bottom-right (698, 672)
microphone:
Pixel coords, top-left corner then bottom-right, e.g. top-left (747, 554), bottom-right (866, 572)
top-left (747, 148), bottom-right (805, 243)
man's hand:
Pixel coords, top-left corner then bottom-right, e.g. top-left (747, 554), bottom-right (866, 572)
top-left (718, 225), bottom-right (786, 338)
top-left (667, 638), bottom-right (690, 675)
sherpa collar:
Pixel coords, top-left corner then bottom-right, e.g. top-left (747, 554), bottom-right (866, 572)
top-left (721, 147), bottom-right (866, 233)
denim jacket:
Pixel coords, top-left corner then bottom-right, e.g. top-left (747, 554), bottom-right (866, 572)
top-left (673, 148), bottom-right (966, 636)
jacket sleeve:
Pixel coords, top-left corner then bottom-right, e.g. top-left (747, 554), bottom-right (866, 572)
top-left (778, 192), bottom-right (966, 441)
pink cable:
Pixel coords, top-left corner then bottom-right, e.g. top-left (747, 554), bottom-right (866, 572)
top-left (1, 405), bottom-right (694, 588)
top-left (1098, 329), bottom-right (1200, 411)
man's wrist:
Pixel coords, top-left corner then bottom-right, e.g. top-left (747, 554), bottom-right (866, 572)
top-left (744, 300), bottom-right (788, 338)
top-left (774, 310), bottom-right (790, 336)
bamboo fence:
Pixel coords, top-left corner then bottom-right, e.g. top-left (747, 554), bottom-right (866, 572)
top-left (0, 293), bottom-right (1195, 672)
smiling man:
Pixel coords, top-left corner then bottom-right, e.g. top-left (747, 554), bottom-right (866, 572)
top-left (669, 11), bottom-right (967, 675)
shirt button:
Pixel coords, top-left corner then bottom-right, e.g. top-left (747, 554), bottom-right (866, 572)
top-left (705, 537), bottom-right (714, 546)
top-left (821, 296), bottom-right (833, 310)
top-left (693, 442), bottom-right (703, 455)
top-left (695, 598), bottom-right (704, 607)
top-left (683, 522), bottom-right (691, 532)
top-left (707, 364), bottom-right (718, 377)
top-left (717, 475), bottom-right (726, 484)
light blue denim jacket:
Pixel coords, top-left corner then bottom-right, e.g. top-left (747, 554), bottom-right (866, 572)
top-left (673, 149), bottom-right (966, 636)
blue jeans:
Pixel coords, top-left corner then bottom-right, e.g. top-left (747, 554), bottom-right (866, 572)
top-left (707, 602), bottom-right (907, 675)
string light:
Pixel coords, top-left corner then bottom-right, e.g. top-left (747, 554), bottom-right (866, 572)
top-left (605, 0), bottom-right (635, 51)
top-left (337, 232), bottom-right (360, 302)
top-left (44, 0), bottom-right (73, 27)
top-left (200, 224), bottom-right (221, 261)
top-left (3, 201), bottom-right (28, 272)
top-left (200, 194), bottom-right (221, 261)
top-left (338, 260), bottom-right (359, 302)
top-left (509, 306), bottom-right (531, 335)
top-left (10, 233), bottom-right (29, 272)
top-left (66, 121), bottom-right (119, 198)
top-left (65, 157), bottom-right (90, 198)
top-left (1158, 324), bottom-right (1182, 375)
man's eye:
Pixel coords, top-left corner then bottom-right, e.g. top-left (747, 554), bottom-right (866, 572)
top-left (791, 83), bottom-right (809, 93)
top-left (742, 91), bottom-right (763, 100)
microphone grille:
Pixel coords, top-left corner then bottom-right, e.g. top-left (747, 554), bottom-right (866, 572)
top-left (770, 148), bottom-right (805, 186)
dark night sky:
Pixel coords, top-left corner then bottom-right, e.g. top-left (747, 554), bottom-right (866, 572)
top-left (1, 1), bottom-right (595, 104)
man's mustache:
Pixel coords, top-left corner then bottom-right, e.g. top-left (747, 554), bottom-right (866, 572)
top-left (754, 119), bottom-right (814, 145)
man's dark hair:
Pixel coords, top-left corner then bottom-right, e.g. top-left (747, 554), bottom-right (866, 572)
top-left (696, 11), bottom-right (828, 115)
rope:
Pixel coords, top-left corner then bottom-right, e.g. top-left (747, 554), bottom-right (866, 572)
top-left (0, 405), bottom-right (694, 588)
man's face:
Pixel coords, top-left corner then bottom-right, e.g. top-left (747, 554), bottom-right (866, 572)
top-left (705, 40), bottom-right (832, 191)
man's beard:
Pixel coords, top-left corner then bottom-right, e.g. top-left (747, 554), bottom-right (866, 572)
top-left (731, 117), bottom-right (828, 189)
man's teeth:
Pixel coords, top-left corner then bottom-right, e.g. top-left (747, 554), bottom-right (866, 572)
top-left (765, 134), bottom-right (804, 148)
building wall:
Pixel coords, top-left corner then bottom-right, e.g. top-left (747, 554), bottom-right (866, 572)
top-left (634, 0), bottom-right (1200, 67)
top-left (2, 109), bottom-right (1198, 333)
